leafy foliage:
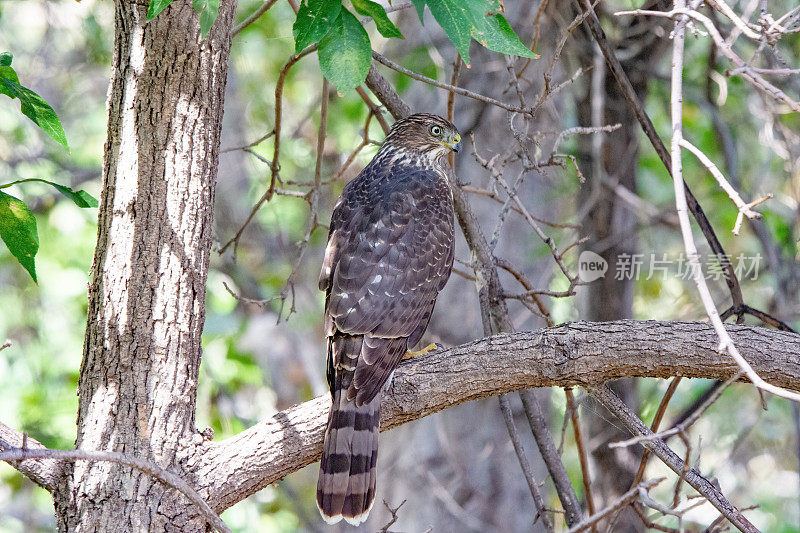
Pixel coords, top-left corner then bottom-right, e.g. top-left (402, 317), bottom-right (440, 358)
top-left (146, 0), bottom-right (174, 19)
top-left (0, 52), bottom-right (68, 150)
top-left (318, 9), bottom-right (372, 92)
top-left (193, 0), bottom-right (221, 37)
top-left (0, 191), bottom-right (39, 283)
top-left (292, 0), bottom-right (535, 92)
top-left (350, 0), bottom-right (403, 39)
top-left (411, 0), bottom-right (536, 65)
top-left (0, 180), bottom-right (97, 281)
top-left (293, 0), bottom-right (343, 52)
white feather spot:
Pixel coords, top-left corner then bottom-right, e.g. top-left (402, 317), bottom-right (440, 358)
top-left (371, 274), bottom-right (382, 284)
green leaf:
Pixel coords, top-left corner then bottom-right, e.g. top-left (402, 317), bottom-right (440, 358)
top-left (408, 0), bottom-right (536, 66)
top-left (468, 11), bottom-right (536, 59)
top-left (423, 0), bottom-right (472, 64)
top-left (318, 9), bottom-right (371, 93)
top-left (0, 77), bottom-right (69, 150)
top-left (193, 0), bottom-right (220, 37)
top-left (0, 65), bottom-right (19, 98)
top-left (0, 178), bottom-right (98, 208)
top-left (44, 181), bottom-right (99, 208)
top-left (147, 0), bottom-right (175, 20)
top-left (0, 54), bottom-right (21, 100)
top-left (351, 0), bottom-right (403, 39)
top-left (0, 191), bottom-right (39, 283)
top-left (293, 0), bottom-right (343, 53)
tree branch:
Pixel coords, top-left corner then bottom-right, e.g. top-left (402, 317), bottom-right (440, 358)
top-left (0, 423), bottom-right (62, 491)
top-left (191, 320), bottom-right (800, 513)
top-left (0, 445), bottom-right (231, 533)
top-left (587, 384), bottom-right (759, 532)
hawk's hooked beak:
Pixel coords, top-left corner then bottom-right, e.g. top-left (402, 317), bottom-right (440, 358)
top-left (448, 134), bottom-right (462, 153)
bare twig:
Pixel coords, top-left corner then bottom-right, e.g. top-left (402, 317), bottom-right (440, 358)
top-left (679, 138), bottom-right (769, 235)
top-left (371, 51), bottom-right (528, 115)
top-left (611, 371), bottom-right (744, 449)
top-left (578, 0), bottom-right (747, 310)
top-left (498, 395), bottom-right (555, 531)
top-left (275, 77), bottom-right (329, 321)
top-left (219, 44), bottom-right (317, 256)
top-left (232, 0), bottom-right (280, 37)
top-left (631, 378), bottom-right (683, 488)
top-left (520, 390), bottom-right (584, 526)
top-left (615, 8), bottom-right (800, 112)
top-left (447, 54), bottom-right (462, 169)
top-left (355, 86), bottom-right (390, 134)
top-left (667, 2), bottom-right (800, 404)
top-left (567, 478), bottom-right (664, 533)
top-left (378, 499), bottom-right (406, 532)
top-left (0, 444), bottom-right (230, 533)
top-left (587, 384), bottom-right (759, 533)
top-left (566, 389), bottom-right (596, 521)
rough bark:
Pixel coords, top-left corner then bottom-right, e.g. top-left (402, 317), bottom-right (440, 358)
top-left (189, 320), bottom-right (800, 513)
top-left (52, 1), bottom-right (236, 530)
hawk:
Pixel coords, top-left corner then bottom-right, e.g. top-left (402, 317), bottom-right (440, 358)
top-left (316, 113), bottom-right (461, 525)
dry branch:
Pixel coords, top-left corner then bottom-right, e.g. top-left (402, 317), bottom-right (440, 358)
top-left (0, 445), bottom-right (231, 533)
top-left (189, 320), bottom-right (800, 513)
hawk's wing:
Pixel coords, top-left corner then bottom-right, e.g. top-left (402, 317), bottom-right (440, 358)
top-left (319, 166), bottom-right (454, 405)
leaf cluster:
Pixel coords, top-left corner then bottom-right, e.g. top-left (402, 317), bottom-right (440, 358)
top-left (291, 0), bottom-right (534, 92)
top-left (0, 53), bottom-right (97, 283)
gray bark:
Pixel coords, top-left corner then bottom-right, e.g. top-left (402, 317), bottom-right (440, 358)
top-left (191, 320), bottom-right (800, 513)
top-left (52, 1), bottom-right (236, 530)
top-left (4, 320), bottom-right (798, 528)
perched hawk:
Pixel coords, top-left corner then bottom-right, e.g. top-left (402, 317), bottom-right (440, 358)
top-left (316, 113), bottom-right (461, 525)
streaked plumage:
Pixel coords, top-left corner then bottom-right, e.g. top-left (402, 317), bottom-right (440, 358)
top-left (316, 113), bottom-right (460, 525)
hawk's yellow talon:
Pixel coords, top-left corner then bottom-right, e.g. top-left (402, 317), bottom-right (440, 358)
top-left (403, 342), bottom-right (443, 360)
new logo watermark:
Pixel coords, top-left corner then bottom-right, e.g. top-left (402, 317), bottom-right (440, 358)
top-left (577, 252), bottom-right (762, 282)
top-left (578, 251), bottom-right (608, 282)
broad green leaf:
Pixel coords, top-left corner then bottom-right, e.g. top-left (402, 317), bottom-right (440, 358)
top-left (470, 12), bottom-right (536, 59)
top-left (318, 9), bottom-right (371, 93)
top-left (0, 66), bottom-right (19, 98)
top-left (193, 0), bottom-right (220, 37)
top-left (0, 178), bottom-right (98, 208)
top-left (0, 191), bottom-right (39, 283)
top-left (0, 77), bottom-right (69, 150)
top-left (293, 0), bottom-right (343, 53)
top-left (0, 53), bottom-right (20, 99)
top-left (409, 0), bottom-right (536, 66)
top-left (423, 0), bottom-right (472, 64)
top-left (44, 181), bottom-right (99, 208)
top-left (351, 0), bottom-right (403, 39)
top-left (147, 0), bottom-right (175, 20)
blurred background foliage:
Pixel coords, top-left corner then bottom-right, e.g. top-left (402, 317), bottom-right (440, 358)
top-left (1, 0), bottom-right (799, 531)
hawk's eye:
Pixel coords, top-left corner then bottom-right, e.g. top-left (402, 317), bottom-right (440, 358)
top-left (430, 125), bottom-right (442, 136)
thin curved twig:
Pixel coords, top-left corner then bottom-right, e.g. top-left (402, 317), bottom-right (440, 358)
top-left (0, 445), bottom-right (230, 533)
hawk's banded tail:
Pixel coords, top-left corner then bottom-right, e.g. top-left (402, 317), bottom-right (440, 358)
top-left (316, 383), bottom-right (380, 525)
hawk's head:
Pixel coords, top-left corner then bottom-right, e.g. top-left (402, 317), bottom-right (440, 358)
top-left (382, 113), bottom-right (462, 162)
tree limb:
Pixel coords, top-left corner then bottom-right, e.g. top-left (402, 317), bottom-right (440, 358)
top-left (0, 424), bottom-right (62, 491)
top-left (587, 384), bottom-right (759, 532)
top-left (191, 320), bottom-right (800, 513)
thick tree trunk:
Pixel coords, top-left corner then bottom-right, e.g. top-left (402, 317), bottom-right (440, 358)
top-left (53, 1), bottom-right (236, 530)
